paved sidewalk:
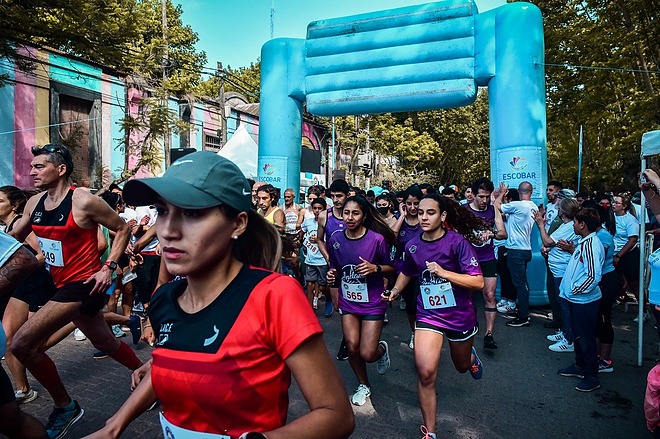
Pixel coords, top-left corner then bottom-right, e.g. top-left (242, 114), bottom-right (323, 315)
top-left (3, 298), bottom-right (656, 438)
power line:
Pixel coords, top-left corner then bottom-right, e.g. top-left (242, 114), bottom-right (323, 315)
top-left (0, 116), bottom-right (105, 136)
top-left (540, 62), bottom-right (660, 75)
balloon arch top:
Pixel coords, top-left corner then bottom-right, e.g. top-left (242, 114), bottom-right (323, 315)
top-left (257, 0), bottom-right (547, 203)
top-left (257, 0), bottom-right (549, 305)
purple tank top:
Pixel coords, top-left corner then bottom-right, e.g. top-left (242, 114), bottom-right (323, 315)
top-left (325, 208), bottom-right (345, 239)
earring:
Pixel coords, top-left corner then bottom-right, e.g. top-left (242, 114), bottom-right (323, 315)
top-left (232, 235), bottom-right (238, 240)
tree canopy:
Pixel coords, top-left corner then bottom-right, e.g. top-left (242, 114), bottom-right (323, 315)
top-left (0, 0), bottom-right (207, 95)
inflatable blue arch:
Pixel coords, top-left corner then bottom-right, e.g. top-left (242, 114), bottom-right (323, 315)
top-left (258, 0), bottom-right (549, 304)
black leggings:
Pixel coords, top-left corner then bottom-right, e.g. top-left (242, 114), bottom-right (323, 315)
top-left (596, 270), bottom-right (623, 344)
top-left (496, 246), bottom-right (516, 301)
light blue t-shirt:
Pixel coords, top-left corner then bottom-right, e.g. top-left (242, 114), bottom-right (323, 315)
top-left (501, 200), bottom-right (537, 250)
top-left (596, 228), bottom-right (616, 275)
top-left (0, 231), bottom-right (22, 267)
top-left (301, 217), bottom-right (326, 266)
top-left (0, 232), bottom-right (22, 358)
top-left (648, 248), bottom-right (660, 306)
top-left (614, 212), bottom-right (639, 251)
top-left (548, 222), bottom-right (580, 278)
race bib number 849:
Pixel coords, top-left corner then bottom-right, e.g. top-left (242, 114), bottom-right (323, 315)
top-left (37, 237), bottom-right (64, 267)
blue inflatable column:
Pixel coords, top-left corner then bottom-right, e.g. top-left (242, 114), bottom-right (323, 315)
top-left (478, 2), bottom-right (549, 305)
top-left (258, 38), bottom-right (306, 200)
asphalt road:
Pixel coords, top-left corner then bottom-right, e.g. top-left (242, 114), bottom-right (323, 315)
top-left (3, 296), bottom-right (657, 439)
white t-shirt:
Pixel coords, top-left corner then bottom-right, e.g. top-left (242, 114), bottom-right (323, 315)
top-left (545, 202), bottom-right (558, 232)
top-left (124, 206), bottom-right (159, 253)
top-left (613, 212), bottom-right (639, 251)
top-left (301, 217), bottom-right (326, 266)
top-left (501, 200), bottom-right (537, 250)
top-left (547, 222), bottom-right (580, 278)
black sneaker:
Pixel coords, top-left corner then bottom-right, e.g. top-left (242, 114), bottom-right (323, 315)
top-left (45, 400), bottom-right (84, 439)
top-left (128, 315), bottom-right (142, 345)
top-left (501, 311), bottom-right (518, 320)
top-left (506, 316), bottom-right (530, 327)
top-left (575, 376), bottom-right (601, 392)
top-left (484, 333), bottom-right (498, 349)
top-left (93, 351), bottom-right (109, 360)
top-left (336, 339), bottom-right (348, 361)
top-left (558, 364), bottom-right (585, 378)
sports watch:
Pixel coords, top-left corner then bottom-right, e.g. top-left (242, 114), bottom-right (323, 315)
top-left (104, 260), bottom-right (118, 270)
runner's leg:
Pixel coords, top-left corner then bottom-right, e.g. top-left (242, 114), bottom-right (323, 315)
top-left (414, 329), bottom-right (443, 434)
top-left (11, 300), bottom-right (81, 407)
top-left (483, 277), bottom-right (497, 335)
top-left (2, 298), bottom-right (30, 394)
top-left (73, 311), bottom-right (141, 370)
top-left (359, 320), bottom-right (385, 363)
top-left (342, 314), bottom-right (369, 386)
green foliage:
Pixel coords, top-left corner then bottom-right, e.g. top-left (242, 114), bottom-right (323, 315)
top-left (525, 0), bottom-right (660, 192)
top-left (0, 0), bottom-right (207, 95)
top-left (116, 90), bottom-right (190, 181)
top-left (334, 92), bottom-right (490, 189)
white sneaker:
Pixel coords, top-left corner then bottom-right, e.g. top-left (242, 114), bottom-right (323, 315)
top-left (399, 297), bottom-right (407, 310)
top-left (547, 330), bottom-right (564, 342)
top-left (497, 300), bottom-right (517, 314)
top-left (549, 337), bottom-right (574, 352)
top-left (312, 296), bottom-right (318, 310)
top-left (408, 332), bottom-right (415, 350)
top-left (496, 298), bottom-right (508, 307)
top-left (74, 328), bottom-right (86, 341)
top-left (351, 384), bottom-right (371, 406)
top-left (15, 388), bottom-right (38, 404)
top-left (376, 341), bottom-right (390, 374)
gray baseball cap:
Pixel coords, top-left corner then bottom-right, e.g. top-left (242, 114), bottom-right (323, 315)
top-left (123, 151), bottom-right (252, 212)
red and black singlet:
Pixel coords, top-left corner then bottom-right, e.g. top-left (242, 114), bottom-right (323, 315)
top-left (31, 187), bottom-right (99, 287)
top-left (148, 265), bottom-right (323, 437)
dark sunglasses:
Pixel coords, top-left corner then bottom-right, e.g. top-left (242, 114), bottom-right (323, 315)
top-left (42, 144), bottom-right (69, 159)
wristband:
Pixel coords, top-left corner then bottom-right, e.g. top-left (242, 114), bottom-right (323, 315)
top-left (376, 265), bottom-right (382, 274)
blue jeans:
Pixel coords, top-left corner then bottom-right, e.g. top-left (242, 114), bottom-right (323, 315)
top-left (506, 249), bottom-right (532, 318)
top-left (568, 299), bottom-right (600, 378)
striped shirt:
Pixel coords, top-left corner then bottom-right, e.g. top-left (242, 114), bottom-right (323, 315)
top-left (559, 232), bottom-right (604, 304)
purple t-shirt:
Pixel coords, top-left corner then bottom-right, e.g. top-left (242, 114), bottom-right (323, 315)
top-left (325, 208), bottom-right (345, 239)
top-left (466, 204), bottom-right (496, 263)
top-left (328, 229), bottom-right (392, 316)
top-left (401, 230), bottom-right (482, 332)
top-left (396, 219), bottom-right (421, 271)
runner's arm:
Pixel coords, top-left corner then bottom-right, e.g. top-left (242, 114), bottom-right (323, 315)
top-left (425, 261), bottom-right (484, 291)
top-left (316, 211), bottom-right (330, 262)
top-left (24, 232), bottom-right (45, 266)
top-left (263, 334), bottom-right (354, 439)
top-left (493, 191), bottom-right (507, 240)
top-left (383, 272), bottom-right (412, 301)
top-left (7, 196), bottom-right (38, 242)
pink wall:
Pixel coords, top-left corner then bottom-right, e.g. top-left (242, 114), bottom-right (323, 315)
top-left (13, 49), bottom-right (37, 187)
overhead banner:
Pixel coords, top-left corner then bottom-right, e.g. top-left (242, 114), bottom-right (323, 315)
top-left (495, 147), bottom-right (543, 199)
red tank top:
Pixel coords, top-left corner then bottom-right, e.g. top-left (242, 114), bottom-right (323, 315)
top-left (31, 187), bottom-right (100, 287)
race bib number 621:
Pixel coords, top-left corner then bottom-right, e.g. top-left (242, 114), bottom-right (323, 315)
top-left (421, 282), bottom-right (457, 310)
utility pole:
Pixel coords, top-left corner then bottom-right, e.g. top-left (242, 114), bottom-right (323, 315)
top-left (217, 61), bottom-right (227, 147)
top-left (162, 0), bottom-right (171, 166)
